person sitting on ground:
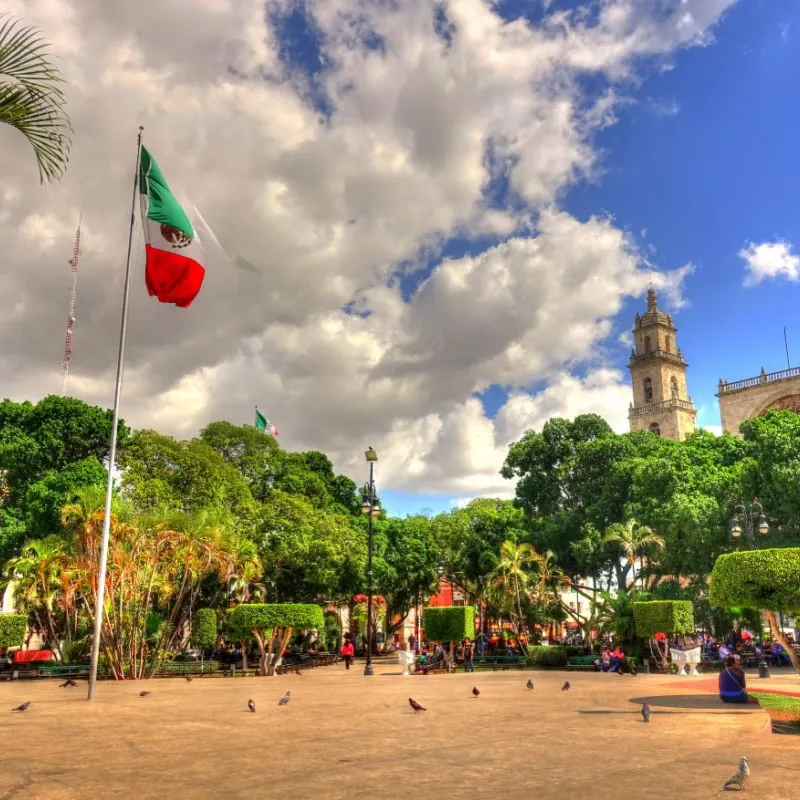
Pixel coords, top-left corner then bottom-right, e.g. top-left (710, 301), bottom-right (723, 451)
top-left (719, 655), bottom-right (748, 704)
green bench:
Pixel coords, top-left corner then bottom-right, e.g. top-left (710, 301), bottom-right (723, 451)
top-left (567, 655), bottom-right (598, 671)
top-left (473, 655), bottom-right (526, 671)
top-left (37, 661), bottom-right (218, 680)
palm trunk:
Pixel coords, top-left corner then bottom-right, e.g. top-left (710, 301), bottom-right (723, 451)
top-left (766, 610), bottom-right (800, 673)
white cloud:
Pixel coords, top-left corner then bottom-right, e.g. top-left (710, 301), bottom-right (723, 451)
top-left (0, 0), bottom-right (736, 497)
top-left (741, 241), bottom-right (800, 286)
top-left (703, 425), bottom-right (723, 436)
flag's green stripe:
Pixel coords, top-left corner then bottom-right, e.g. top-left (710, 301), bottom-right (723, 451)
top-left (139, 147), bottom-right (194, 239)
top-left (255, 410), bottom-right (267, 431)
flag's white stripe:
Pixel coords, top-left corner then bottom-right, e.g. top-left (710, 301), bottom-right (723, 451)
top-left (143, 216), bottom-right (205, 266)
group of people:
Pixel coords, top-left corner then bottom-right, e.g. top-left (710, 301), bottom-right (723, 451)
top-left (594, 646), bottom-right (626, 672)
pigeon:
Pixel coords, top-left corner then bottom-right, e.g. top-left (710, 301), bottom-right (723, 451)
top-left (295, 669), bottom-right (302, 676)
top-left (526, 678), bottom-right (534, 691)
top-left (723, 757), bottom-right (750, 791)
top-left (278, 691), bottom-right (291, 706)
top-left (11, 702), bottom-right (30, 712)
top-left (409, 697), bottom-right (426, 713)
top-left (472, 686), bottom-right (480, 697)
top-left (60, 679), bottom-right (78, 688)
top-left (185, 676), bottom-right (193, 682)
top-left (139, 691), bottom-right (151, 697)
top-left (248, 699), bottom-right (256, 713)
top-left (561, 681), bottom-right (571, 692)
top-left (641, 702), bottom-right (651, 723)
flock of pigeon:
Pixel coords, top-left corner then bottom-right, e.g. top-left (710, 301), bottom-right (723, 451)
top-left (8, 676), bottom-right (751, 791)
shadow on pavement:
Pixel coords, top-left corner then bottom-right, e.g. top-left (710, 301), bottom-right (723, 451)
top-left (627, 694), bottom-right (761, 711)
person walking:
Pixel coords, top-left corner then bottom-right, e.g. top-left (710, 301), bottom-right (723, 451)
top-left (341, 637), bottom-right (355, 670)
top-left (463, 637), bottom-right (475, 673)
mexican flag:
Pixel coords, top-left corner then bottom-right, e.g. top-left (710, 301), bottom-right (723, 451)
top-left (139, 148), bottom-right (205, 308)
top-left (255, 408), bottom-right (279, 436)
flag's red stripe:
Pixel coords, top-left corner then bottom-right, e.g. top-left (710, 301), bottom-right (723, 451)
top-left (144, 244), bottom-right (205, 308)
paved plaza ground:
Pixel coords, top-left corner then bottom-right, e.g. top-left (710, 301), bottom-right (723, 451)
top-left (2, 665), bottom-right (799, 799)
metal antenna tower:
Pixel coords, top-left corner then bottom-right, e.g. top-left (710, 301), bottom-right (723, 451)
top-left (62, 217), bottom-right (82, 396)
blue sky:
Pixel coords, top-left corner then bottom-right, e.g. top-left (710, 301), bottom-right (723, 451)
top-left (379, 0), bottom-right (800, 517)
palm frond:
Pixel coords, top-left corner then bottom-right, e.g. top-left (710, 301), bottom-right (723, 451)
top-left (0, 13), bottom-right (72, 183)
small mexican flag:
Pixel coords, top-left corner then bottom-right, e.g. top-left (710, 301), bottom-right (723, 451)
top-left (139, 148), bottom-right (205, 308)
top-left (255, 408), bottom-right (279, 436)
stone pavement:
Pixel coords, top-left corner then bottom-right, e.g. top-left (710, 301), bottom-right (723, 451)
top-left (1, 665), bottom-right (798, 799)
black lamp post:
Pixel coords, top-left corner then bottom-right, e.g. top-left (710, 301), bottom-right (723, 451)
top-left (730, 498), bottom-right (769, 548)
top-left (361, 447), bottom-right (380, 676)
top-left (730, 498), bottom-right (771, 678)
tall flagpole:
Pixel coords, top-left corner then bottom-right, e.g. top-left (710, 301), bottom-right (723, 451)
top-left (88, 126), bottom-right (144, 700)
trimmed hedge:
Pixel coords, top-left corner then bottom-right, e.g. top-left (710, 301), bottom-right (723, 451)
top-left (423, 606), bottom-right (474, 643)
top-left (525, 645), bottom-right (586, 668)
top-left (191, 608), bottom-right (218, 650)
top-left (228, 603), bottom-right (324, 636)
top-left (0, 614), bottom-right (27, 648)
top-left (709, 548), bottom-right (800, 613)
top-left (633, 600), bottom-right (694, 638)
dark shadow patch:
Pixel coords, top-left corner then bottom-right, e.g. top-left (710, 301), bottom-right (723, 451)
top-left (628, 694), bottom-right (761, 711)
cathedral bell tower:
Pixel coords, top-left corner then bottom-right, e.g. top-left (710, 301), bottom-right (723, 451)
top-left (628, 289), bottom-right (696, 440)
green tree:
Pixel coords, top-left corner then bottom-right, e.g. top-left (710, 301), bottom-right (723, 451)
top-left (602, 518), bottom-right (665, 591)
top-left (0, 14), bottom-right (72, 183)
top-left (374, 515), bottom-right (439, 643)
top-left (0, 396), bottom-right (126, 562)
top-left (487, 540), bottom-right (539, 642)
top-left (118, 429), bottom-right (256, 526)
top-left (256, 491), bottom-right (365, 603)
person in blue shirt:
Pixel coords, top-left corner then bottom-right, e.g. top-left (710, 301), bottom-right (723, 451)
top-left (719, 656), bottom-right (748, 704)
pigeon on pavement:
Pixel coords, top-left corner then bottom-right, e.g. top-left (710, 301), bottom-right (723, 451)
top-left (526, 678), bottom-right (534, 690)
top-left (248, 699), bottom-right (256, 713)
top-left (278, 691), bottom-right (291, 706)
top-left (472, 686), bottom-right (480, 697)
top-left (11, 702), bottom-right (30, 712)
top-left (723, 757), bottom-right (750, 791)
top-left (185, 676), bottom-right (193, 682)
top-left (59, 679), bottom-right (78, 688)
top-left (139, 691), bottom-right (151, 697)
top-left (409, 697), bottom-right (426, 713)
top-left (561, 681), bottom-right (570, 692)
top-left (641, 703), bottom-right (651, 723)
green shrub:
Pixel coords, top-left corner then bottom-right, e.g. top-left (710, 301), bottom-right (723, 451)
top-left (709, 548), bottom-right (800, 613)
top-left (228, 603), bottom-right (324, 636)
top-left (191, 608), bottom-right (218, 650)
top-left (422, 606), bottom-right (474, 643)
top-left (633, 600), bottom-right (694, 638)
top-left (0, 614), bottom-right (26, 648)
top-left (525, 645), bottom-right (586, 668)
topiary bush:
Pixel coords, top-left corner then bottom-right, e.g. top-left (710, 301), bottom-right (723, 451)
top-left (228, 603), bottom-right (324, 675)
top-left (191, 608), bottom-right (218, 651)
top-left (422, 606), bottom-right (474, 643)
top-left (0, 614), bottom-right (27, 648)
top-left (710, 548), bottom-right (800, 672)
top-left (525, 645), bottom-right (587, 668)
top-left (422, 606), bottom-right (474, 672)
top-left (633, 600), bottom-right (694, 638)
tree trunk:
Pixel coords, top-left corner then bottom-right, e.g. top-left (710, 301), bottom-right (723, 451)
top-left (766, 609), bottom-right (800, 673)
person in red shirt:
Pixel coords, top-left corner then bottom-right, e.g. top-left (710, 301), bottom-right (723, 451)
top-left (341, 637), bottom-right (355, 670)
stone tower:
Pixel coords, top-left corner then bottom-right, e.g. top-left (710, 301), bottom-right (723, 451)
top-left (628, 289), bottom-right (696, 440)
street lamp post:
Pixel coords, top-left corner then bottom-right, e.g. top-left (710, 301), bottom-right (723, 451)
top-left (361, 447), bottom-right (380, 676)
top-left (730, 498), bottom-right (769, 548)
top-left (730, 498), bottom-right (771, 678)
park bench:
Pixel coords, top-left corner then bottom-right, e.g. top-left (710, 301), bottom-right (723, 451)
top-left (154, 661), bottom-right (219, 677)
top-left (567, 655), bottom-right (598, 671)
top-left (473, 654), bottom-right (526, 671)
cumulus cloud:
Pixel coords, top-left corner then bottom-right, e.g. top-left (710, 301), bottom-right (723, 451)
top-left (0, 0), bottom-right (736, 496)
top-left (740, 240), bottom-right (800, 286)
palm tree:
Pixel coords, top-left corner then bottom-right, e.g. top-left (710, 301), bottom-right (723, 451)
top-left (0, 13), bottom-right (72, 183)
top-left (602, 519), bottom-right (665, 591)
top-left (488, 540), bottom-right (540, 644)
